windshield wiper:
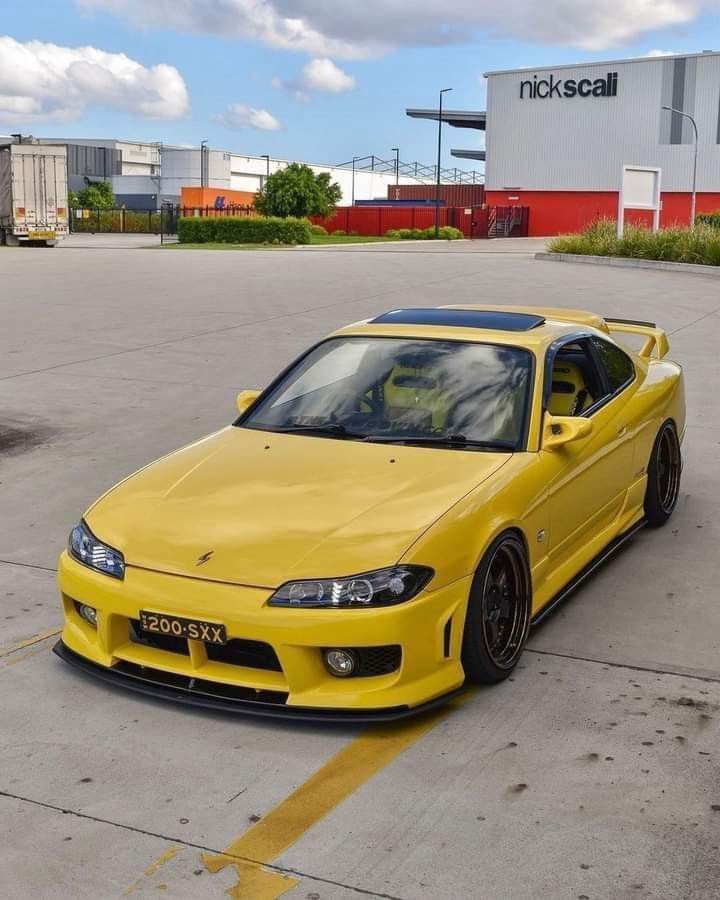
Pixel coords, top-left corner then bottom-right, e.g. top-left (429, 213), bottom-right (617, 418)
top-left (273, 423), bottom-right (364, 439)
top-left (362, 433), bottom-right (515, 451)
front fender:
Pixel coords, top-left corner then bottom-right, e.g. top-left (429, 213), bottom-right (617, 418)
top-left (399, 453), bottom-right (546, 591)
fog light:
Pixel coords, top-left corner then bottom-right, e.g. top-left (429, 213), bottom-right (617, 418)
top-left (323, 648), bottom-right (357, 677)
top-left (77, 603), bottom-right (97, 627)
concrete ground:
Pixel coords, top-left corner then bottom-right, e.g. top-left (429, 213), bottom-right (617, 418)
top-left (1, 238), bottom-right (718, 899)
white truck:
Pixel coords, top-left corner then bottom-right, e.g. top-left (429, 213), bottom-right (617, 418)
top-left (0, 142), bottom-right (69, 246)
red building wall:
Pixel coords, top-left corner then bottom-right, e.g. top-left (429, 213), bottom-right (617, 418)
top-left (484, 190), bottom-right (720, 236)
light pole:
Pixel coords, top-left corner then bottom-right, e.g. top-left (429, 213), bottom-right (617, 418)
top-left (435, 88), bottom-right (452, 238)
top-left (662, 105), bottom-right (698, 227)
top-left (351, 156), bottom-right (361, 205)
top-left (200, 140), bottom-right (208, 188)
top-left (391, 147), bottom-right (399, 186)
top-left (260, 154), bottom-right (270, 188)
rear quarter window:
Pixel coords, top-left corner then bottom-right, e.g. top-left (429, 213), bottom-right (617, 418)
top-left (591, 337), bottom-right (635, 392)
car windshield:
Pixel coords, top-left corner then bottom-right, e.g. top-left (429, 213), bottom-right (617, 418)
top-left (240, 337), bottom-right (533, 450)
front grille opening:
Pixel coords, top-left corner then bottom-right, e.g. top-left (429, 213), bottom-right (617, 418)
top-left (206, 639), bottom-right (282, 672)
top-left (113, 661), bottom-right (289, 705)
top-left (129, 619), bottom-right (189, 656)
top-left (129, 621), bottom-right (282, 673)
top-left (355, 645), bottom-right (402, 677)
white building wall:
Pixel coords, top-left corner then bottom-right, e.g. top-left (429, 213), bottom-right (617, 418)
top-left (485, 52), bottom-right (720, 192)
top-left (230, 155), bottom-right (433, 203)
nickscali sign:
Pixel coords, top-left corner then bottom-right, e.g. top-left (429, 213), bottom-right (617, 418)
top-left (520, 72), bottom-right (618, 99)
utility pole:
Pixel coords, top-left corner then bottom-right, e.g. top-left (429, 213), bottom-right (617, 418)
top-left (662, 105), bottom-right (698, 227)
top-left (435, 88), bottom-right (452, 238)
top-left (392, 147), bottom-right (399, 186)
top-left (200, 140), bottom-right (208, 188)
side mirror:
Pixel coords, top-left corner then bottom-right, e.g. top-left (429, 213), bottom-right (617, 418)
top-left (542, 413), bottom-right (593, 450)
top-left (236, 389), bottom-right (261, 415)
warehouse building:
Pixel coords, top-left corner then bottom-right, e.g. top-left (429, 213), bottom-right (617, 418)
top-left (408, 51), bottom-right (720, 235)
top-left (32, 138), bottom-right (443, 209)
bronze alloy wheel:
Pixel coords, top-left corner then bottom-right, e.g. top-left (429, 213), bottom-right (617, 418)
top-left (479, 538), bottom-right (531, 670)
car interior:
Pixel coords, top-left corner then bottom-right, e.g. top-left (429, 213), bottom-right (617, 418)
top-left (548, 341), bottom-right (603, 416)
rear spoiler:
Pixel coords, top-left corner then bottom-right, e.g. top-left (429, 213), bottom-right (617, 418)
top-left (604, 317), bottom-right (670, 359)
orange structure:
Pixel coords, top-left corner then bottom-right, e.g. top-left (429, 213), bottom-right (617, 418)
top-left (180, 186), bottom-right (256, 212)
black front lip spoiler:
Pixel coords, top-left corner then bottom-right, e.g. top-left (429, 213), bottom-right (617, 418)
top-left (53, 640), bottom-right (463, 724)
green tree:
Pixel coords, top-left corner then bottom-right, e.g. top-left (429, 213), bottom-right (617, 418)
top-left (254, 163), bottom-right (342, 218)
top-left (74, 181), bottom-right (116, 209)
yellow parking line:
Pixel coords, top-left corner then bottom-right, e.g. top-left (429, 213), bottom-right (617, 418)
top-left (123, 846), bottom-right (185, 896)
top-left (202, 694), bottom-right (468, 898)
top-left (0, 628), bottom-right (61, 659)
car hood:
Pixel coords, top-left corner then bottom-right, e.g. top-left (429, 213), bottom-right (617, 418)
top-left (86, 426), bottom-right (510, 587)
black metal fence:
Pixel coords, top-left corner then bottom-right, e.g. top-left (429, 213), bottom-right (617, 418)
top-left (70, 208), bottom-right (162, 234)
top-left (69, 205), bottom-right (255, 240)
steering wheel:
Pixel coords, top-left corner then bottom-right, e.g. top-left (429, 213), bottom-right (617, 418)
top-left (344, 389), bottom-right (382, 415)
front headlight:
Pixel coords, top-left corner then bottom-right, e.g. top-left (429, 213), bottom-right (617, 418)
top-left (268, 565), bottom-right (433, 608)
top-left (69, 520), bottom-right (125, 580)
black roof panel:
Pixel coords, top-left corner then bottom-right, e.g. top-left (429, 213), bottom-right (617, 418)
top-left (371, 308), bottom-right (545, 332)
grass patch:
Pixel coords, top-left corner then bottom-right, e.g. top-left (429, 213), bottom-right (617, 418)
top-left (549, 218), bottom-right (720, 266)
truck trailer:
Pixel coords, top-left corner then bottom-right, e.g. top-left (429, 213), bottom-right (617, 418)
top-left (0, 142), bottom-right (69, 246)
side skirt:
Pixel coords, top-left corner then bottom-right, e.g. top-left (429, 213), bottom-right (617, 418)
top-left (530, 518), bottom-right (646, 627)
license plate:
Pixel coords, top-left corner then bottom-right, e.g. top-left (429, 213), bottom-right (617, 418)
top-left (29, 231), bottom-right (56, 240)
top-left (138, 611), bottom-right (227, 645)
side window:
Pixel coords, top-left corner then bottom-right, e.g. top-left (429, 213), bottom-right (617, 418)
top-left (591, 337), bottom-right (635, 393)
top-left (547, 339), bottom-right (607, 417)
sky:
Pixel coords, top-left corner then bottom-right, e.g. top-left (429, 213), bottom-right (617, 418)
top-left (1, 1), bottom-right (720, 172)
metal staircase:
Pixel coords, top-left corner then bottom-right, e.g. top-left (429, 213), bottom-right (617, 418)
top-left (488, 206), bottom-right (524, 237)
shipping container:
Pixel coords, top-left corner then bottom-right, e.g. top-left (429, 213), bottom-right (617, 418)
top-left (0, 142), bottom-right (69, 246)
top-left (385, 183), bottom-right (485, 207)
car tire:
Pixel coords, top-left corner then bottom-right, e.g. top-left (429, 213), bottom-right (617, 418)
top-left (461, 532), bottom-right (532, 685)
top-left (644, 421), bottom-right (681, 527)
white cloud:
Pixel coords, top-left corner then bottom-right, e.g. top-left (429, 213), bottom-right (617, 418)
top-left (214, 103), bottom-right (281, 130)
top-left (272, 57), bottom-right (355, 100)
top-left (301, 58), bottom-right (355, 92)
top-left (77, 0), bottom-right (718, 58)
top-left (0, 35), bottom-right (188, 123)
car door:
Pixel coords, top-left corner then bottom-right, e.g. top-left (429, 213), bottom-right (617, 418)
top-left (538, 335), bottom-right (637, 567)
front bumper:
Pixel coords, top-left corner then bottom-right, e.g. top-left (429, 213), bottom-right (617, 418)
top-left (56, 552), bottom-right (469, 720)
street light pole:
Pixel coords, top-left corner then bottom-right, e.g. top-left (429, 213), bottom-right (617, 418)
top-left (391, 147), bottom-right (399, 186)
top-left (435, 88), bottom-right (452, 238)
top-left (352, 156), bottom-right (358, 205)
top-left (662, 105), bottom-right (699, 227)
top-left (200, 140), bottom-right (208, 188)
top-left (260, 154), bottom-right (270, 189)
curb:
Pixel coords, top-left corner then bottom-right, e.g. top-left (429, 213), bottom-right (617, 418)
top-left (535, 251), bottom-right (720, 277)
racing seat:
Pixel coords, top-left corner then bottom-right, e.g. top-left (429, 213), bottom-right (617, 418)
top-left (549, 361), bottom-right (593, 416)
top-left (383, 366), bottom-right (449, 430)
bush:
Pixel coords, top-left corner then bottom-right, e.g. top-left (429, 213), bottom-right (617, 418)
top-left (309, 223), bottom-right (327, 235)
top-left (385, 229), bottom-right (401, 239)
top-left (696, 211), bottom-right (720, 230)
top-left (332, 229), bottom-right (346, 236)
top-left (549, 218), bottom-right (720, 267)
top-left (423, 225), bottom-right (464, 240)
top-left (178, 215), bottom-right (312, 244)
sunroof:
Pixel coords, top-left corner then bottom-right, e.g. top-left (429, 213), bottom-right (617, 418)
top-left (371, 308), bottom-right (546, 332)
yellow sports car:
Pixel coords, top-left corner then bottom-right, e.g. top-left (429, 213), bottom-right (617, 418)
top-left (55, 306), bottom-right (685, 721)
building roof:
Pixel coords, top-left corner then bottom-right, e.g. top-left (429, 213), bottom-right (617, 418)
top-left (451, 149), bottom-right (486, 161)
top-left (406, 109), bottom-right (486, 130)
top-left (483, 49), bottom-right (720, 78)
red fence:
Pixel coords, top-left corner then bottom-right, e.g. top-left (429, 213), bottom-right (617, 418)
top-left (314, 205), bottom-right (529, 239)
top-left (315, 206), bottom-right (470, 236)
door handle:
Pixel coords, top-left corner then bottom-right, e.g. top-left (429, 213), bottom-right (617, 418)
top-left (617, 424), bottom-right (628, 436)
